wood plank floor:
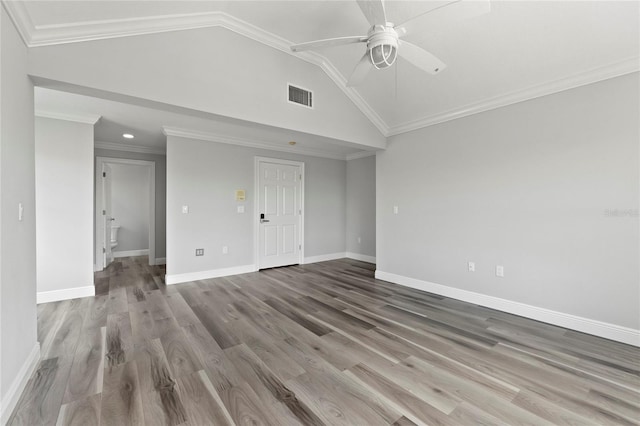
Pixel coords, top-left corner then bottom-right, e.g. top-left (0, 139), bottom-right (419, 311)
top-left (8, 256), bottom-right (640, 425)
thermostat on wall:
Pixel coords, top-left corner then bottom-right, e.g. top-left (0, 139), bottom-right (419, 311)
top-left (235, 190), bottom-right (246, 201)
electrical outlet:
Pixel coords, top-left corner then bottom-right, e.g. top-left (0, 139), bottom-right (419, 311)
top-left (182, 205), bottom-right (189, 214)
top-left (393, 205), bottom-right (399, 214)
top-left (496, 265), bottom-right (504, 277)
top-left (195, 248), bottom-right (204, 256)
top-left (468, 261), bottom-right (475, 272)
top-left (357, 236), bottom-right (361, 244)
top-left (222, 246), bottom-right (228, 255)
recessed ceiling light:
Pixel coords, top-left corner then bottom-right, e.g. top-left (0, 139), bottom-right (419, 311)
top-left (289, 141), bottom-right (296, 146)
top-left (123, 133), bottom-right (134, 139)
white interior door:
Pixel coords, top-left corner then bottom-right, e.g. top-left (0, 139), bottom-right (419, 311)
top-left (103, 163), bottom-right (114, 268)
top-left (257, 159), bottom-right (303, 269)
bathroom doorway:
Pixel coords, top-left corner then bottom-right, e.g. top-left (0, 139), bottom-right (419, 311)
top-left (95, 157), bottom-right (156, 271)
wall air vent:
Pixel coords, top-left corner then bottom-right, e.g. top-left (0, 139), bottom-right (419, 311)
top-left (288, 84), bottom-right (313, 108)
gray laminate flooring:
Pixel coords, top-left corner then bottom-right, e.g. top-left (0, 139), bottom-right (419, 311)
top-left (8, 256), bottom-right (640, 425)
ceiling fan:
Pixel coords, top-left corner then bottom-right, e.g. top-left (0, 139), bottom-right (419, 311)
top-left (290, 0), bottom-right (490, 86)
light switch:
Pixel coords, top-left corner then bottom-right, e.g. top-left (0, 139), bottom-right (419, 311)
top-left (18, 203), bottom-right (23, 221)
top-left (393, 205), bottom-right (399, 214)
top-left (182, 205), bottom-right (189, 214)
top-left (237, 205), bottom-right (245, 213)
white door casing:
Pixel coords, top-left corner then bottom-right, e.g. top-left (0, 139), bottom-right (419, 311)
top-left (255, 157), bottom-right (304, 269)
top-left (103, 163), bottom-right (114, 268)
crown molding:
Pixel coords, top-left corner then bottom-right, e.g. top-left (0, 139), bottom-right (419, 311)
top-left (387, 57), bottom-right (640, 137)
top-left (163, 126), bottom-right (349, 161)
top-left (95, 140), bottom-right (166, 155)
top-left (2, 1), bottom-right (34, 46)
top-left (346, 150), bottom-right (378, 161)
top-left (35, 109), bottom-right (101, 125)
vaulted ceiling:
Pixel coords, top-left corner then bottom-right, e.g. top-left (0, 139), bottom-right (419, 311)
top-left (7, 1), bottom-right (640, 157)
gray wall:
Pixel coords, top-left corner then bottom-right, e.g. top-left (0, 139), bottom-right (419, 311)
top-left (166, 136), bottom-right (346, 276)
top-left (0, 7), bottom-right (38, 414)
top-left (377, 73), bottom-right (639, 330)
top-left (110, 163), bottom-right (150, 253)
top-left (95, 149), bottom-right (166, 260)
top-left (36, 117), bottom-right (94, 294)
top-left (346, 155), bottom-right (376, 258)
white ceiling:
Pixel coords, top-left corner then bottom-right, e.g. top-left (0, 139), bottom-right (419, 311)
top-left (20, 1), bottom-right (640, 155)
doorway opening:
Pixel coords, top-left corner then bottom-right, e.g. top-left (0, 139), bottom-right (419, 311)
top-left (95, 157), bottom-right (156, 271)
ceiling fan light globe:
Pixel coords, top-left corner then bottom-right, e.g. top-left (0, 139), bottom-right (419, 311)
top-left (370, 44), bottom-right (397, 69)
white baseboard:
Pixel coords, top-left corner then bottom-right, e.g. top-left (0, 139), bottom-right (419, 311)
top-left (165, 264), bottom-right (256, 285)
top-left (113, 249), bottom-right (149, 258)
top-left (155, 257), bottom-right (166, 265)
top-left (303, 252), bottom-right (346, 264)
top-left (346, 252), bottom-right (376, 264)
top-left (0, 342), bottom-right (40, 424)
top-left (375, 270), bottom-right (640, 347)
top-left (37, 285), bottom-right (95, 304)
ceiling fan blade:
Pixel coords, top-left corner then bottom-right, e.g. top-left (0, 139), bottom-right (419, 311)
top-left (357, 0), bottom-right (388, 26)
top-left (396, 0), bottom-right (490, 37)
top-left (291, 36), bottom-right (368, 52)
top-left (398, 41), bottom-right (447, 75)
top-left (347, 53), bottom-right (373, 87)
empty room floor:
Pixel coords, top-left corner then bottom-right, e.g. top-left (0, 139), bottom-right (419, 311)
top-left (7, 256), bottom-right (639, 425)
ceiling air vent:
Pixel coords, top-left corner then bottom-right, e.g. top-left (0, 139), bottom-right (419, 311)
top-left (288, 84), bottom-right (313, 108)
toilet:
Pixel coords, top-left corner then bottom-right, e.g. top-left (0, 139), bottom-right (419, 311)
top-left (110, 225), bottom-right (120, 249)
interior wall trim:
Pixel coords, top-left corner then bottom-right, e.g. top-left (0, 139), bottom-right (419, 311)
top-left (113, 249), bottom-right (149, 258)
top-left (0, 342), bottom-right (41, 425)
top-left (36, 285), bottom-right (95, 304)
top-left (165, 264), bottom-right (257, 285)
top-left (375, 270), bottom-right (640, 347)
top-left (386, 58), bottom-right (640, 136)
top-left (346, 150), bottom-right (377, 161)
top-left (166, 253), bottom-right (361, 285)
top-left (35, 109), bottom-right (101, 125)
top-left (95, 140), bottom-right (166, 155)
top-left (345, 252), bottom-right (376, 264)
top-left (302, 252), bottom-right (346, 264)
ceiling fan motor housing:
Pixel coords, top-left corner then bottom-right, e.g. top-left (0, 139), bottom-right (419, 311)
top-left (367, 24), bottom-right (398, 69)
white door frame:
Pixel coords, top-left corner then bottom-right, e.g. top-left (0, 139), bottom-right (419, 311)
top-left (254, 156), bottom-right (305, 270)
top-left (95, 157), bottom-right (156, 271)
